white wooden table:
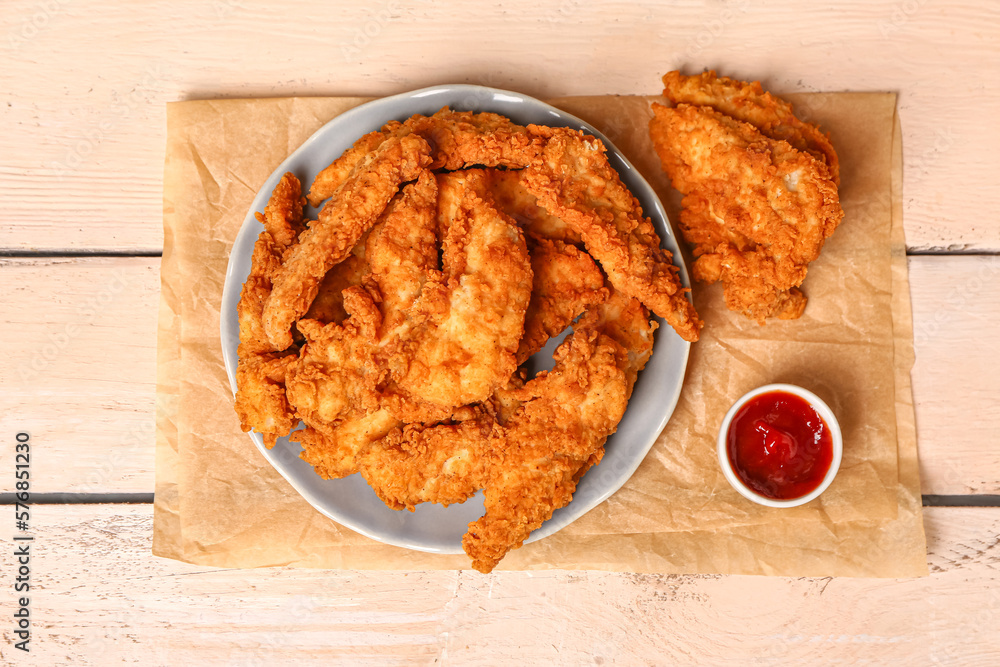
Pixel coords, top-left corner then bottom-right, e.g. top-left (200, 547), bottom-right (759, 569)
top-left (2, 1), bottom-right (998, 663)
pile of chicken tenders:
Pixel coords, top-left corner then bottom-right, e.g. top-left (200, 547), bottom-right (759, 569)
top-left (235, 106), bottom-right (700, 572)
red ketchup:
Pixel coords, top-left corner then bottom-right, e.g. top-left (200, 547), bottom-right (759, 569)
top-left (727, 391), bottom-right (834, 500)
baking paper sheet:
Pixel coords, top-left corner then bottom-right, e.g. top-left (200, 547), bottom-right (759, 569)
top-left (153, 92), bottom-right (926, 576)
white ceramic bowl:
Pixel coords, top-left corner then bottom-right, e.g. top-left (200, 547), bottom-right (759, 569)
top-left (716, 383), bottom-right (842, 508)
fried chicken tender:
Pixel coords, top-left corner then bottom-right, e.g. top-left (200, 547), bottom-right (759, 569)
top-left (521, 125), bottom-right (702, 342)
top-left (283, 285), bottom-right (408, 478)
top-left (291, 409), bottom-right (401, 480)
top-left (487, 168), bottom-right (584, 244)
top-left (307, 108), bottom-right (543, 207)
top-left (234, 173), bottom-right (306, 447)
top-left (378, 171), bottom-right (533, 415)
top-left (284, 286), bottom-right (384, 431)
top-left (576, 288), bottom-right (657, 395)
top-left (263, 134), bottom-right (433, 350)
top-left (366, 171), bottom-right (440, 336)
top-left (518, 237), bottom-right (608, 364)
top-left (304, 229), bottom-right (373, 325)
top-left (410, 108), bottom-right (544, 172)
top-left (357, 407), bottom-right (495, 511)
top-left (234, 353), bottom-right (298, 449)
top-left (462, 324), bottom-right (631, 573)
top-left (649, 103), bottom-right (843, 322)
top-left (661, 70), bottom-right (840, 185)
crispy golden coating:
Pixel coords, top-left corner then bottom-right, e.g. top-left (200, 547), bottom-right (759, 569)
top-left (576, 288), bottom-right (657, 395)
top-left (234, 173), bottom-right (306, 447)
top-left (378, 171), bottom-right (533, 413)
top-left (292, 409), bottom-right (402, 480)
top-left (518, 237), bottom-right (608, 364)
top-left (366, 172), bottom-right (440, 336)
top-left (522, 125), bottom-right (702, 342)
top-left (357, 407), bottom-right (495, 511)
top-left (649, 102), bottom-right (843, 322)
top-left (256, 172), bottom-right (307, 248)
top-left (304, 230), bottom-right (373, 325)
top-left (661, 70), bottom-right (840, 185)
top-left (408, 108), bottom-right (544, 171)
top-left (463, 325), bottom-right (630, 573)
top-left (487, 168), bottom-right (584, 244)
top-left (307, 130), bottom-right (391, 207)
top-left (307, 107), bottom-right (543, 207)
top-left (263, 134), bottom-right (433, 350)
top-left (234, 353), bottom-right (298, 449)
top-left (284, 287), bottom-right (384, 430)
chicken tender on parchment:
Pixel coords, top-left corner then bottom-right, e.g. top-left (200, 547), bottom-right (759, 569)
top-left (462, 325), bottom-right (631, 574)
top-left (263, 134), bottom-right (433, 350)
top-left (661, 70), bottom-right (840, 185)
top-left (307, 107), bottom-right (543, 206)
top-left (649, 103), bottom-right (843, 322)
top-left (357, 406), bottom-right (496, 511)
top-left (234, 172), bottom-right (307, 447)
top-left (377, 171), bottom-right (533, 415)
top-left (522, 125), bottom-right (702, 342)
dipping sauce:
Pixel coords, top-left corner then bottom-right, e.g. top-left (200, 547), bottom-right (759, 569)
top-left (726, 390), bottom-right (834, 500)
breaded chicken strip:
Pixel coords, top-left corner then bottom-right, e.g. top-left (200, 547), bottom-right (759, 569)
top-left (649, 103), bottom-right (843, 322)
top-left (661, 70), bottom-right (840, 185)
top-left (234, 351), bottom-right (298, 449)
top-left (463, 325), bottom-right (630, 573)
top-left (263, 134), bottom-right (433, 350)
top-left (517, 237), bottom-right (608, 364)
top-left (378, 171), bottom-right (533, 416)
top-left (366, 171), bottom-right (440, 336)
top-left (234, 172), bottom-right (306, 447)
top-left (522, 125), bottom-right (702, 342)
top-left (284, 286), bottom-right (384, 432)
top-left (284, 285), bottom-right (407, 478)
top-left (357, 406), bottom-right (496, 511)
top-left (303, 228), bottom-right (373, 325)
top-left (291, 409), bottom-right (401, 480)
top-left (487, 168), bottom-right (584, 245)
top-left (575, 288), bottom-right (657, 396)
top-left (307, 108), bottom-right (544, 207)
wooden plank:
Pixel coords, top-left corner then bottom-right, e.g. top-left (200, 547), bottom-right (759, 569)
top-left (2, 255), bottom-right (997, 495)
top-left (911, 254), bottom-right (1000, 494)
top-left (0, 0), bottom-right (997, 252)
top-left (0, 258), bottom-right (158, 495)
top-left (1, 503), bottom-right (995, 664)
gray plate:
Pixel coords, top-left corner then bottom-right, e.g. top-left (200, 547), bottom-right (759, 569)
top-left (220, 84), bottom-right (691, 554)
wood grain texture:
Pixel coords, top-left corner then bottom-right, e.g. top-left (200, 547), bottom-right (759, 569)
top-left (1, 0), bottom-right (997, 252)
top-left (0, 503), bottom-right (994, 665)
top-left (1, 255), bottom-right (996, 496)
top-left (0, 257), bottom-right (158, 495)
top-left (911, 254), bottom-right (1000, 494)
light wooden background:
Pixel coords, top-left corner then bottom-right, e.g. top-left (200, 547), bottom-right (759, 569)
top-left (1, 0), bottom-right (998, 664)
